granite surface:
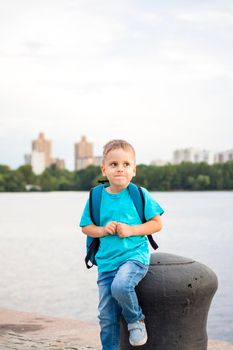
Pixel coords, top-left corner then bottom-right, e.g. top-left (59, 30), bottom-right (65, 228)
top-left (0, 308), bottom-right (232, 350)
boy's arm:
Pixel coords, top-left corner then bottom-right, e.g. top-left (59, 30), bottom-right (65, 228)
top-left (117, 215), bottom-right (163, 238)
top-left (82, 221), bottom-right (118, 238)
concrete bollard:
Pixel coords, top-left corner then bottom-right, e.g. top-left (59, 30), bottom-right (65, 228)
top-left (120, 252), bottom-right (218, 350)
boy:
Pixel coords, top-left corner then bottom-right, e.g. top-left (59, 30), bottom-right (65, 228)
top-left (80, 140), bottom-right (164, 350)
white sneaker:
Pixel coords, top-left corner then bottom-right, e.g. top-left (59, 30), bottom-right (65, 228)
top-left (127, 320), bottom-right (148, 346)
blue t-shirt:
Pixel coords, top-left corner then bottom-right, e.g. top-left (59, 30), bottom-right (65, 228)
top-left (80, 186), bottom-right (164, 272)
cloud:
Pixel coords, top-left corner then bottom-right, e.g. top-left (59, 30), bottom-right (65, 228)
top-left (176, 8), bottom-right (233, 26)
top-left (20, 41), bottom-right (57, 57)
top-left (0, 0), bottom-right (232, 169)
top-left (37, 78), bottom-right (133, 95)
top-left (156, 40), bottom-right (233, 81)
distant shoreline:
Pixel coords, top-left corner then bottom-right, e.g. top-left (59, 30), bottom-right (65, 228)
top-left (1, 162), bottom-right (233, 191)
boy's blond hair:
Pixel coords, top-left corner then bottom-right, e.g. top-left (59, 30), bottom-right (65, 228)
top-left (102, 140), bottom-right (135, 162)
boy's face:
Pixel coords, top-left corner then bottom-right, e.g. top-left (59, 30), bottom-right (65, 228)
top-left (101, 148), bottom-right (136, 192)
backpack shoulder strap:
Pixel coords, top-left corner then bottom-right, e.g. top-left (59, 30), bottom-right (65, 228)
top-left (127, 183), bottom-right (146, 222)
top-left (85, 184), bottom-right (104, 269)
top-left (89, 184), bottom-right (105, 226)
top-left (128, 183), bottom-right (159, 250)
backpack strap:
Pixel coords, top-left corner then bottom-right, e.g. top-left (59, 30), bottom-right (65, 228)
top-left (128, 183), bottom-right (159, 250)
top-left (85, 237), bottom-right (100, 269)
top-left (89, 184), bottom-right (105, 226)
top-left (85, 184), bottom-right (105, 269)
top-left (147, 232), bottom-right (159, 250)
top-left (128, 183), bottom-right (146, 222)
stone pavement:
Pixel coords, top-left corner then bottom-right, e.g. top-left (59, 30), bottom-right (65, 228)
top-left (0, 308), bottom-right (99, 350)
top-left (0, 308), bottom-right (232, 350)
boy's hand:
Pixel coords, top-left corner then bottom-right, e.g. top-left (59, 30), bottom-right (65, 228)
top-left (116, 223), bottom-right (133, 238)
top-left (104, 221), bottom-right (118, 235)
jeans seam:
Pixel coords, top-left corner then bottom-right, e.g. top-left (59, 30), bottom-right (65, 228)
top-left (123, 263), bottom-right (148, 323)
top-left (112, 303), bottom-right (118, 350)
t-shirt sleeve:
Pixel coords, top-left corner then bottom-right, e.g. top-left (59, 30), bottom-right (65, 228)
top-left (141, 187), bottom-right (164, 221)
top-left (79, 199), bottom-right (94, 227)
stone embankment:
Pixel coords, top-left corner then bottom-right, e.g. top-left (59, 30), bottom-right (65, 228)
top-left (0, 308), bottom-right (232, 350)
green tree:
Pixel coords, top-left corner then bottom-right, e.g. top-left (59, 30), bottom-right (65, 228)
top-left (134, 164), bottom-right (149, 188)
top-left (3, 171), bottom-right (25, 191)
top-left (222, 161), bottom-right (233, 189)
top-left (0, 174), bottom-right (5, 191)
top-left (208, 164), bottom-right (223, 190)
top-left (73, 165), bottom-right (101, 190)
top-left (17, 165), bottom-right (36, 185)
top-left (187, 176), bottom-right (195, 190)
top-left (175, 162), bottom-right (198, 190)
top-left (37, 172), bottom-right (59, 191)
top-left (37, 165), bottom-right (75, 191)
top-left (0, 165), bottom-right (11, 174)
top-left (195, 175), bottom-right (211, 190)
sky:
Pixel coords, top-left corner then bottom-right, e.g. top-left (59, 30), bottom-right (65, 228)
top-left (0, 0), bottom-right (232, 170)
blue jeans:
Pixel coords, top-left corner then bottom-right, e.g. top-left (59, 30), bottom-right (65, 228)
top-left (97, 260), bottom-right (149, 350)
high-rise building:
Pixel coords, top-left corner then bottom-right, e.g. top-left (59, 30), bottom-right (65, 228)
top-left (74, 136), bottom-right (93, 170)
top-left (32, 132), bottom-right (52, 167)
top-left (51, 158), bottom-right (65, 170)
top-left (173, 148), bottom-right (215, 165)
top-left (26, 132), bottom-right (65, 174)
top-left (31, 150), bottom-right (46, 175)
top-left (215, 149), bottom-right (233, 163)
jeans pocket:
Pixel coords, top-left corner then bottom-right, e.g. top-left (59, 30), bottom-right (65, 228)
top-left (130, 260), bottom-right (149, 278)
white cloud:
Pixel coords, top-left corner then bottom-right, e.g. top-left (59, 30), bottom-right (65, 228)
top-left (176, 8), bottom-right (233, 26)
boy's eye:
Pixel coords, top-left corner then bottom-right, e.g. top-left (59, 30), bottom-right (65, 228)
top-left (124, 162), bottom-right (130, 167)
top-left (110, 162), bottom-right (117, 167)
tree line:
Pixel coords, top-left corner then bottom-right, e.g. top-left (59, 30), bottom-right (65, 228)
top-left (0, 161), bottom-right (233, 192)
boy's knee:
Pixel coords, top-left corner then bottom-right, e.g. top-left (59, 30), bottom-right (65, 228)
top-left (111, 280), bottom-right (128, 300)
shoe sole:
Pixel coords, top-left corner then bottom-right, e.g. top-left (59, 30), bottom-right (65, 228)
top-left (129, 335), bottom-right (148, 347)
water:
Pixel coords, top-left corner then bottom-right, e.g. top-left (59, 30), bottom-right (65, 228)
top-left (0, 191), bottom-right (232, 341)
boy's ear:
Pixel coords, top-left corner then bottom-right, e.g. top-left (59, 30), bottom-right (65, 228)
top-left (101, 165), bottom-right (106, 177)
top-left (133, 165), bottom-right (136, 176)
